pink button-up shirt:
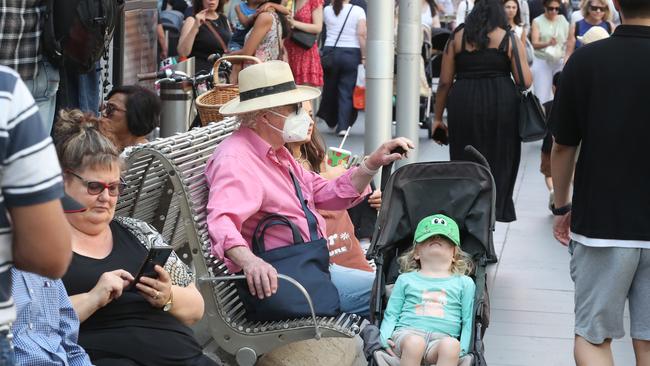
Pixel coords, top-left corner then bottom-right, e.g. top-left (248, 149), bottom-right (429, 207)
top-left (205, 127), bottom-right (371, 273)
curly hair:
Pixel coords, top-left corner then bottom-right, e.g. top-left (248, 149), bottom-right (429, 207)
top-left (464, 0), bottom-right (508, 50)
top-left (398, 239), bottom-right (474, 276)
top-left (52, 109), bottom-right (122, 172)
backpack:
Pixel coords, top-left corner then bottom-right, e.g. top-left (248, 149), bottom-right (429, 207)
top-left (42, 0), bottom-right (124, 73)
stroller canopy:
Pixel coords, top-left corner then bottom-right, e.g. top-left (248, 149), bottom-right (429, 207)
top-left (369, 161), bottom-right (497, 261)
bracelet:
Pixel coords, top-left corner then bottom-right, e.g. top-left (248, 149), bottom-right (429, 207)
top-left (359, 158), bottom-right (380, 176)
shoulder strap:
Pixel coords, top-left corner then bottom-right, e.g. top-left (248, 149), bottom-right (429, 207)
top-left (205, 19), bottom-right (230, 54)
top-left (509, 30), bottom-right (525, 90)
top-left (574, 21), bottom-right (579, 39)
top-left (332, 5), bottom-right (354, 49)
top-left (289, 170), bottom-right (320, 241)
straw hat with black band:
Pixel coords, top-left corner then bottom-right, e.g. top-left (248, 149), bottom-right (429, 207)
top-left (219, 61), bottom-right (321, 116)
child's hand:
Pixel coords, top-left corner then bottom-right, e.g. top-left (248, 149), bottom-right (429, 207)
top-left (385, 339), bottom-right (397, 357)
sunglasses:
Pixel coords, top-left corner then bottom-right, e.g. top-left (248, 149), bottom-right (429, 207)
top-left (546, 6), bottom-right (560, 12)
top-left (67, 171), bottom-right (126, 197)
top-left (101, 102), bottom-right (126, 118)
top-left (589, 5), bottom-right (607, 12)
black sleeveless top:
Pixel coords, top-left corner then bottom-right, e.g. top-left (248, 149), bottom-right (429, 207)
top-left (62, 221), bottom-right (204, 365)
top-left (455, 27), bottom-right (512, 80)
top-left (190, 16), bottom-right (232, 74)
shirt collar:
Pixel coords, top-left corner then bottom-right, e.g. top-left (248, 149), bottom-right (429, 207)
top-left (612, 24), bottom-right (650, 39)
top-left (239, 126), bottom-right (293, 165)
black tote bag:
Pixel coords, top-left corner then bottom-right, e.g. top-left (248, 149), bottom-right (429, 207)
top-left (510, 31), bottom-right (547, 142)
top-left (235, 173), bottom-right (340, 321)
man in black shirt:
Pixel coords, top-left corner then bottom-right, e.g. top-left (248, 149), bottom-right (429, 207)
top-left (550, 0), bottom-right (650, 364)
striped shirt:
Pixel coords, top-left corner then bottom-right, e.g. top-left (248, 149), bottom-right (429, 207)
top-left (0, 0), bottom-right (46, 80)
top-left (0, 65), bottom-right (64, 327)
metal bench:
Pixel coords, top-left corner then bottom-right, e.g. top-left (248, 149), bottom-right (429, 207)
top-left (116, 119), bottom-right (362, 366)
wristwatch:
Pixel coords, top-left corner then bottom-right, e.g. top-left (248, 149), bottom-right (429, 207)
top-left (162, 290), bottom-right (174, 312)
top-left (551, 203), bottom-right (572, 216)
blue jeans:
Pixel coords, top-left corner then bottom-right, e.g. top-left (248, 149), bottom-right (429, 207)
top-left (0, 329), bottom-right (15, 366)
top-left (57, 62), bottom-right (101, 116)
top-left (329, 263), bottom-right (374, 317)
top-left (317, 47), bottom-right (361, 132)
top-left (23, 60), bottom-right (60, 132)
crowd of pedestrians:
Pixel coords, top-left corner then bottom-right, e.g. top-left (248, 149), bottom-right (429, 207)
top-left (0, 0), bottom-right (647, 365)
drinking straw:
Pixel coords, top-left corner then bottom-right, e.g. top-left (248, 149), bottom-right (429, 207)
top-left (338, 127), bottom-right (352, 149)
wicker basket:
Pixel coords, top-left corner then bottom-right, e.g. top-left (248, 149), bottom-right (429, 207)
top-left (196, 55), bottom-right (261, 125)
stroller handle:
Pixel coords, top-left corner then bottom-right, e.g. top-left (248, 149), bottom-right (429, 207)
top-left (380, 147), bottom-right (407, 192)
top-left (464, 146), bottom-right (491, 172)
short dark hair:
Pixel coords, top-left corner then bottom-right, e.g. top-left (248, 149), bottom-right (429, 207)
top-left (107, 85), bottom-right (161, 137)
top-left (617, 0), bottom-right (650, 17)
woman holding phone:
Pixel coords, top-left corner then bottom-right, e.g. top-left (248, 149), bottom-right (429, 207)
top-left (53, 109), bottom-right (216, 366)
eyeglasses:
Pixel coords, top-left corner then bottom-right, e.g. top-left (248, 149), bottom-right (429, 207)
top-left (67, 171), bottom-right (126, 197)
top-left (589, 5), bottom-right (607, 12)
top-left (101, 102), bottom-right (126, 118)
top-left (546, 6), bottom-right (560, 12)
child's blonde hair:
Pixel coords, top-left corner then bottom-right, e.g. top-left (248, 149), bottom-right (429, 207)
top-left (397, 238), bottom-right (474, 276)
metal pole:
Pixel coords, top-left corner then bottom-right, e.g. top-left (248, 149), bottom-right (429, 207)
top-left (395, 0), bottom-right (421, 167)
top-left (365, 0), bottom-right (395, 185)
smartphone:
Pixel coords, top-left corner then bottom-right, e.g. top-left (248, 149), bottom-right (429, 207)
top-left (127, 246), bottom-right (174, 291)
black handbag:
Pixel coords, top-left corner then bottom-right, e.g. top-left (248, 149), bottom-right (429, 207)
top-left (510, 31), bottom-right (547, 142)
top-left (235, 172), bottom-right (340, 321)
top-left (291, 29), bottom-right (318, 49)
top-left (320, 5), bottom-right (354, 71)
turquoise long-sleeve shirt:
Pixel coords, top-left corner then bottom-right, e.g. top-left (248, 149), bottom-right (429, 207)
top-left (379, 271), bottom-right (476, 356)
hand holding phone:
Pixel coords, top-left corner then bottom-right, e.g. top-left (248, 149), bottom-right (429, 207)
top-left (127, 246), bottom-right (173, 292)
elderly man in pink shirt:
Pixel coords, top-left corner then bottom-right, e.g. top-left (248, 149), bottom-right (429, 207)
top-left (205, 61), bottom-right (414, 316)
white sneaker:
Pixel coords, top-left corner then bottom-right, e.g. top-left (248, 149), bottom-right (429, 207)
top-left (337, 130), bottom-right (347, 137)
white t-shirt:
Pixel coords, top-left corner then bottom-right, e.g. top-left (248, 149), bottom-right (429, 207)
top-left (324, 4), bottom-right (366, 48)
top-left (455, 0), bottom-right (474, 25)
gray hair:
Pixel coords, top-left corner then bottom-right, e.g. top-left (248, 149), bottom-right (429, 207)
top-left (53, 109), bottom-right (123, 172)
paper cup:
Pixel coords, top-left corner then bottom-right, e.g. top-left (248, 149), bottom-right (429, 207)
top-left (327, 147), bottom-right (351, 167)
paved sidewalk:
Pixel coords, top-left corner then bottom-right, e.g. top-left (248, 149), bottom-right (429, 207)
top-left (322, 117), bottom-right (637, 366)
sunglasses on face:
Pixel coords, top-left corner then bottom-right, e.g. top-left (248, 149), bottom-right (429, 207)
top-left (67, 171), bottom-right (126, 197)
top-left (101, 102), bottom-right (126, 118)
top-left (546, 6), bottom-right (560, 12)
top-left (589, 5), bottom-right (607, 12)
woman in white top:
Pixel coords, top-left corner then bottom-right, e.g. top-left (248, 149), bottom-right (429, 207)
top-left (316, 0), bottom-right (367, 136)
top-left (455, 0), bottom-right (475, 25)
top-left (504, 0), bottom-right (528, 44)
top-left (421, 0), bottom-right (442, 29)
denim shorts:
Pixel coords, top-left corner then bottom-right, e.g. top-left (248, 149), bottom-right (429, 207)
top-left (0, 328), bottom-right (15, 366)
top-left (570, 240), bottom-right (650, 344)
top-left (391, 328), bottom-right (449, 359)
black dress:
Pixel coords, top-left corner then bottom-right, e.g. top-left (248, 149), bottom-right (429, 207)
top-left (447, 29), bottom-right (520, 222)
top-left (62, 221), bottom-right (216, 366)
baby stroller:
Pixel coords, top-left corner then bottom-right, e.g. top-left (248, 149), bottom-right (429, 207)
top-left (159, 10), bottom-right (184, 58)
top-left (366, 146), bottom-right (497, 366)
top-left (392, 27), bottom-right (451, 136)
top-left (420, 27), bottom-right (451, 137)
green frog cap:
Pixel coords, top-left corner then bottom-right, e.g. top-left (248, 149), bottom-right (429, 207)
top-left (414, 214), bottom-right (460, 246)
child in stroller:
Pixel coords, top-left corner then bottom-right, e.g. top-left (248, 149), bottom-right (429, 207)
top-left (379, 214), bottom-right (475, 366)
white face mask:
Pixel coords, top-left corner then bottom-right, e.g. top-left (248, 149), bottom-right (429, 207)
top-left (266, 108), bottom-right (312, 143)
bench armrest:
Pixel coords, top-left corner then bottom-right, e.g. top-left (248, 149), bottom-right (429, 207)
top-left (199, 274), bottom-right (322, 339)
